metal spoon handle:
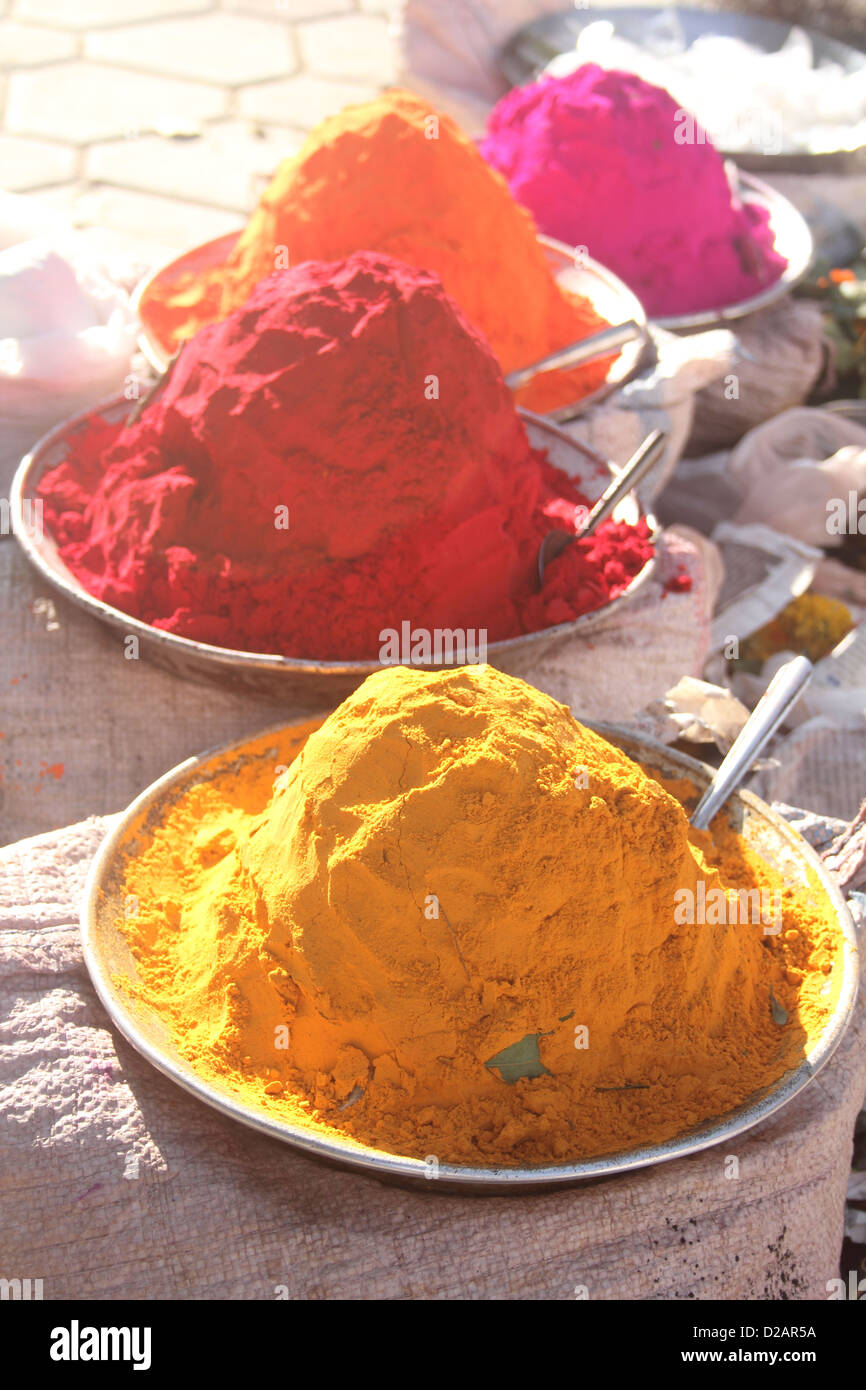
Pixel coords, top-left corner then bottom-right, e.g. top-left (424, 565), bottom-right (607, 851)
top-left (505, 320), bottom-right (642, 391)
top-left (580, 428), bottom-right (666, 537)
top-left (689, 655), bottom-right (813, 831)
top-left (537, 428), bottom-right (667, 584)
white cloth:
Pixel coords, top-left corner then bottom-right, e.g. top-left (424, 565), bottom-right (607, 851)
top-left (561, 327), bottom-right (735, 504)
top-left (398, 0), bottom-right (565, 133)
top-left (728, 408), bottom-right (866, 550)
top-left (0, 196), bottom-right (137, 497)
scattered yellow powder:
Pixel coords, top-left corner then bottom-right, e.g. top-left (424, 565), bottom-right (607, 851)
top-left (740, 592), bottom-right (853, 664)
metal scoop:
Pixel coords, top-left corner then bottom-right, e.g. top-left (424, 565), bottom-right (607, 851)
top-left (505, 319), bottom-right (644, 393)
top-left (689, 655), bottom-right (813, 830)
top-left (537, 428), bottom-right (667, 585)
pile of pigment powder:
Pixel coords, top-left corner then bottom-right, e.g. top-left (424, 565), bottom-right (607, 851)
top-left (38, 252), bottom-right (653, 660)
top-left (138, 88), bottom-right (614, 414)
top-left (480, 65), bottom-right (787, 319)
top-left (116, 665), bottom-right (844, 1168)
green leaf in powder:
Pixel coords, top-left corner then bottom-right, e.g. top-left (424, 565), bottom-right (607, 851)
top-left (339, 1084), bottom-right (364, 1111)
top-left (769, 987), bottom-right (788, 1026)
top-left (485, 1032), bottom-right (552, 1084)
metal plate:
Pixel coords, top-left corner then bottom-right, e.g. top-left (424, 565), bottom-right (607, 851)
top-left (11, 401), bottom-right (656, 706)
top-left (131, 231), bottom-right (649, 417)
top-left (501, 6), bottom-right (866, 173)
top-left (81, 720), bottom-right (860, 1193)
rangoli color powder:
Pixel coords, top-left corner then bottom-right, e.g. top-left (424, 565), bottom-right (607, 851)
top-left (480, 65), bottom-right (787, 318)
top-left (139, 88), bottom-right (615, 414)
top-left (38, 253), bottom-right (653, 660)
top-left (114, 666), bottom-right (845, 1167)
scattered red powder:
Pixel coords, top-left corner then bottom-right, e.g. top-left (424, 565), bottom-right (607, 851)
top-left (39, 253), bottom-right (653, 661)
top-left (664, 570), bottom-right (694, 595)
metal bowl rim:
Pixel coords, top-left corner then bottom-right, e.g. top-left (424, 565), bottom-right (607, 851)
top-left (80, 717), bottom-right (860, 1192)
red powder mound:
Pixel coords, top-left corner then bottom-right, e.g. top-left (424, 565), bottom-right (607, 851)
top-left (39, 253), bottom-right (652, 660)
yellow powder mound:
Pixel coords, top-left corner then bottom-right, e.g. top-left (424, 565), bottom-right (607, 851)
top-left (140, 89), bottom-right (612, 412)
top-left (117, 666), bottom-right (844, 1166)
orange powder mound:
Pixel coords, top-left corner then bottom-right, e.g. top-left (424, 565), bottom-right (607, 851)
top-left (115, 667), bottom-right (846, 1169)
top-left (139, 89), bottom-right (613, 414)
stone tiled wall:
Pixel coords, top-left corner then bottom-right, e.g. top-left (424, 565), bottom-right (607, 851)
top-left (2, 1), bottom-right (864, 263)
top-left (0, 0), bottom-right (399, 261)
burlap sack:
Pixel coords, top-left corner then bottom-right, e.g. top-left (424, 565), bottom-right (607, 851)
top-left (687, 301), bottom-right (830, 454)
top-left (0, 527), bottom-right (718, 848)
top-left (0, 814), bottom-right (863, 1300)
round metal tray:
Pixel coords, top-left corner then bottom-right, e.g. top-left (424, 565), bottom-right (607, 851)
top-left (131, 232), bottom-right (649, 421)
top-left (500, 6), bottom-right (866, 174)
top-left (11, 402), bottom-right (656, 706)
top-left (81, 719), bottom-right (860, 1194)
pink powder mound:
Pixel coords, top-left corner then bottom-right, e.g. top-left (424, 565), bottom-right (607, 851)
top-left (480, 64), bottom-right (788, 318)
